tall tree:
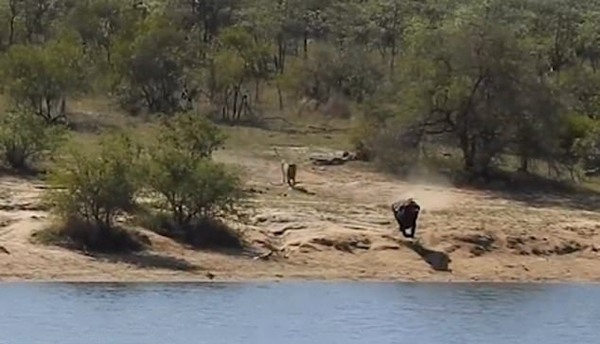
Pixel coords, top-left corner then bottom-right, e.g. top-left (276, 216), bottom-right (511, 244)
top-left (399, 0), bottom-right (555, 175)
top-left (1, 34), bottom-right (86, 123)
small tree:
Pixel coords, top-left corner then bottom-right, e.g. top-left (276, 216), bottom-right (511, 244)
top-left (208, 49), bottom-right (247, 123)
top-left (208, 27), bottom-right (273, 124)
top-left (46, 133), bottom-right (141, 231)
top-left (158, 112), bottom-right (226, 159)
top-left (112, 16), bottom-right (197, 114)
top-left (0, 110), bottom-right (65, 170)
top-left (552, 114), bottom-right (600, 180)
top-left (146, 147), bottom-right (240, 231)
top-left (282, 45), bottom-right (382, 106)
top-left (69, 0), bottom-right (124, 65)
top-left (144, 112), bottom-right (241, 235)
top-left (1, 35), bottom-right (86, 123)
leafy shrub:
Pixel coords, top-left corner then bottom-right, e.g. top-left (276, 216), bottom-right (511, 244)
top-left (45, 133), bottom-right (142, 231)
top-left (282, 45), bottom-right (383, 106)
top-left (141, 112), bottom-right (243, 241)
top-left (350, 102), bottom-right (405, 163)
top-left (157, 112), bottom-right (226, 159)
top-left (207, 27), bottom-right (272, 124)
top-left (0, 110), bottom-right (65, 170)
top-left (369, 126), bottom-right (423, 175)
top-left (112, 17), bottom-right (197, 114)
top-left (145, 145), bottom-right (241, 230)
top-left (553, 114), bottom-right (600, 179)
top-left (1, 36), bottom-right (86, 123)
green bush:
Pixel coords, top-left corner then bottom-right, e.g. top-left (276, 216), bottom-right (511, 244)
top-left (1, 36), bottom-right (86, 123)
top-left (0, 110), bottom-right (65, 170)
top-left (351, 101), bottom-right (416, 167)
top-left (45, 133), bottom-right (142, 231)
top-left (157, 112), bottom-right (226, 159)
top-left (369, 126), bottom-right (423, 175)
top-left (282, 45), bottom-right (383, 105)
top-left (142, 112), bottom-right (243, 240)
top-left (112, 16), bottom-right (197, 114)
top-left (145, 144), bottom-right (241, 231)
top-left (554, 114), bottom-right (600, 179)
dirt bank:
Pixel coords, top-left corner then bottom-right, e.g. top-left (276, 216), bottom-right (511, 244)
top-left (1, 147), bottom-right (600, 283)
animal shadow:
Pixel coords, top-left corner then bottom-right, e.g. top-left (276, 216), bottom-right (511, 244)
top-left (291, 185), bottom-right (316, 195)
top-left (402, 240), bottom-right (452, 272)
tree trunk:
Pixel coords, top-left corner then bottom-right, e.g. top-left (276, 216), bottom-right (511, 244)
top-left (232, 86), bottom-right (239, 123)
top-left (8, 12), bottom-right (15, 46)
top-left (277, 35), bottom-right (286, 73)
top-left (519, 154), bottom-right (529, 173)
top-left (44, 98), bottom-right (53, 123)
top-left (460, 133), bottom-right (475, 173)
top-left (276, 82), bottom-right (284, 111)
top-left (222, 89), bottom-right (230, 122)
top-left (255, 80), bottom-right (260, 103)
top-left (303, 31), bottom-right (308, 59)
top-left (60, 97), bottom-right (66, 116)
top-left (389, 39), bottom-right (397, 76)
top-left (106, 46), bottom-right (112, 65)
top-left (203, 20), bottom-right (210, 43)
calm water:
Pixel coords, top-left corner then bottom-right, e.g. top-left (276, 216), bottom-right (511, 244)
top-left (0, 282), bottom-right (599, 344)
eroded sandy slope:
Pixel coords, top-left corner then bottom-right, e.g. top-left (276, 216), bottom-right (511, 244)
top-left (1, 147), bottom-right (600, 282)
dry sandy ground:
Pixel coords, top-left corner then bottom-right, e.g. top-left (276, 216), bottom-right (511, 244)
top-left (1, 146), bottom-right (600, 283)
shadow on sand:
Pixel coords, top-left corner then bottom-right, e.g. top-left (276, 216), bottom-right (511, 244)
top-left (90, 252), bottom-right (199, 272)
top-left (402, 240), bottom-right (452, 272)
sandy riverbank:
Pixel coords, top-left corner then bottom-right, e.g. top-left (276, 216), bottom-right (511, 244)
top-left (1, 148), bottom-right (600, 283)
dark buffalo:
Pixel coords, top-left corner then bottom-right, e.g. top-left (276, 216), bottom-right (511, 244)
top-left (392, 198), bottom-right (421, 238)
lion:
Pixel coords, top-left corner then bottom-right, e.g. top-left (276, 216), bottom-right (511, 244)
top-left (274, 148), bottom-right (297, 187)
top-left (391, 198), bottom-right (421, 238)
top-left (281, 161), bottom-right (297, 187)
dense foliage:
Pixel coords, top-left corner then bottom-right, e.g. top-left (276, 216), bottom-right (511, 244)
top-left (44, 112), bottom-right (242, 249)
top-left (46, 133), bottom-right (142, 230)
top-left (0, 109), bottom-right (65, 170)
top-left (3, 0), bottom-right (600, 178)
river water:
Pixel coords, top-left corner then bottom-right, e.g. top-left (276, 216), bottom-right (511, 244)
top-left (0, 282), bottom-right (598, 344)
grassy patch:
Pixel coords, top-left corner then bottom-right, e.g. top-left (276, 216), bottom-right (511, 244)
top-left (220, 113), bottom-right (352, 153)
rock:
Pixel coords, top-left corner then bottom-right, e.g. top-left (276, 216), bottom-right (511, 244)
top-left (311, 236), bottom-right (371, 253)
top-left (444, 244), bottom-right (461, 254)
top-left (309, 151), bottom-right (357, 166)
top-left (253, 251), bottom-right (275, 261)
top-left (456, 233), bottom-right (496, 256)
top-left (272, 224), bottom-right (308, 236)
top-left (470, 246), bottom-right (487, 257)
top-left (245, 187), bottom-right (264, 194)
top-left (373, 244), bottom-right (401, 251)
